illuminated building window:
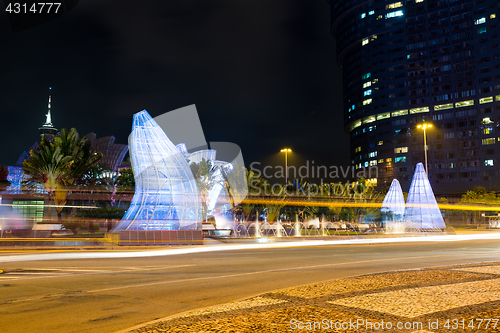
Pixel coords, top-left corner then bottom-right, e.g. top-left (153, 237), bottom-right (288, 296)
top-left (485, 160), bottom-right (494, 166)
top-left (12, 200), bottom-right (44, 224)
top-left (378, 141), bottom-right (383, 145)
top-left (362, 73), bottom-right (371, 80)
top-left (368, 10), bottom-right (375, 15)
top-left (484, 127), bottom-right (493, 135)
top-left (360, 13), bottom-right (366, 19)
top-left (480, 97), bottom-right (493, 104)
top-left (475, 17), bottom-right (486, 25)
top-left (386, 2), bottom-right (402, 9)
top-left (395, 156), bottom-right (407, 163)
top-left (369, 151), bottom-right (378, 158)
top-left (363, 116), bottom-right (376, 124)
top-left (352, 120), bottom-right (362, 129)
top-left (363, 82), bottom-right (371, 88)
top-left (496, 95), bottom-right (500, 101)
top-left (372, 79), bottom-right (378, 83)
top-left (478, 27), bottom-right (487, 34)
top-left (364, 89), bottom-right (372, 96)
top-left (409, 107), bottom-right (429, 114)
top-left (482, 117), bottom-right (493, 124)
top-left (378, 159), bottom-right (384, 163)
top-left (364, 161), bottom-right (369, 167)
top-left (377, 113), bottom-right (390, 120)
top-left (355, 146), bottom-right (361, 153)
top-left (482, 138), bottom-right (495, 145)
top-left (394, 147), bottom-right (408, 154)
top-left (491, 14), bottom-right (496, 19)
top-left (370, 160), bottom-right (377, 166)
top-left (386, 158), bottom-right (392, 162)
top-left (385, 10), bottom-right (403, 19)
top-left (455, 100), bottom-right (474, 108)
top-left (362, 38), bottom-right (369, 46)
top-left (434, 103), bottom-right (453, 111)
top-left (391, 110), bottom-right (408, 117)
top-left (363, 99), bottom-right (372, 105)
top-left (416, 0), bottom-right (424, 2)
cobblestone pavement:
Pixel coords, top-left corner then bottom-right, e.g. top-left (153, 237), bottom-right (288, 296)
top-left (130, 262), bottom-right (500, 332)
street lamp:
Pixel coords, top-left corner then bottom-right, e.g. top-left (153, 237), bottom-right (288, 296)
top-left (416, 123), bottom-right (433, 175)
top-left (280, 148), bottom-right (292, 184)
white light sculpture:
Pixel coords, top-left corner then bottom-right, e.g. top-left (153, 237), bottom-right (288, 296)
top-left (381, 179), bottom-right (405, 218)
top-left (111, 110), bottom-right (201, 231)
top-left (404, 162), bottom-right (445, 229)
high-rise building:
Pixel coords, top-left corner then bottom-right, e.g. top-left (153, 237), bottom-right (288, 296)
top-left (38, 87), bottom-right (58, 138)
top-left (329, 0), bottom-right (500, 194)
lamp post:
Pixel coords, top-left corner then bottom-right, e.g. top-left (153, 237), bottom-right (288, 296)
top-left (416, 123), bottom-right (432, 175)
top-left (280, 148), bottom-right (292, 184)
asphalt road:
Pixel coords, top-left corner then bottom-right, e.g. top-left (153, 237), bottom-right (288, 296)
top-left (1, 239), bottom-right (500, 333)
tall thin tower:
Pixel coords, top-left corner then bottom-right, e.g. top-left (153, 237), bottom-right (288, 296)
top-left (39, 87), bottom-right (58, 138)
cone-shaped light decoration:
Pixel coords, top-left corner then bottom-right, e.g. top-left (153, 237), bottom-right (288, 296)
top-left (404, 163), bottom-right (445, 229)
top-left (381, 179), bottom-right (405, 218)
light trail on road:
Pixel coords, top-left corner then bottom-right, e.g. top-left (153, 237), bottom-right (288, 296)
top-left (1, 233), bottom-right (500, 263)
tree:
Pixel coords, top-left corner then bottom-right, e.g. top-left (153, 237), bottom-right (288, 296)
top-left (190, 158), bottom-right (218, 222)
top-left (115, 168), bottom-right (135, 188)
top-left (23, 128), bottom-right (102, 218)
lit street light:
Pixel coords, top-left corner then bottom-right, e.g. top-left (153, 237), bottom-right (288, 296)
top-left (416, 123), bottom-right (433, 175)
top-left (280, 148), bottom-right (292, 184)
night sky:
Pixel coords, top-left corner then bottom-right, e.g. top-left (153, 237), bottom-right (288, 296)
top-left (0, 0), bottom-right (350, 182)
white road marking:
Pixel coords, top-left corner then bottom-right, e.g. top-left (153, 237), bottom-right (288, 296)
top-left (0, 265), bottom-right (195, 281)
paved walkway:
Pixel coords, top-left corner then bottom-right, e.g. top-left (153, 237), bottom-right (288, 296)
top-left (128, 262), bottom-right (500, 332)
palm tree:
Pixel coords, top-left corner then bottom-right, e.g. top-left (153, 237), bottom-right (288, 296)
top-left (23, 140), bottom-right (73, 217)
top-left (23, 128), bottom-right (102, 218)
top-left (190, 158), bottom-right (218, 222)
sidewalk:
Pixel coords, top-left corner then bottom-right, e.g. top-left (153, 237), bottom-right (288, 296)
top-left (126, 262), bottom-right (500, 332)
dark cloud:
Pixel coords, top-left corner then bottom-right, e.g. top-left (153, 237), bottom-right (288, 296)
top-left (0, 0), bottom-right (349, 181)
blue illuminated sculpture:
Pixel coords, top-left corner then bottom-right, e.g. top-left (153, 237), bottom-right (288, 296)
top-left (111, 110), bottom-right (201, 231)
top-left (404, 163), bottom-right (445, 229)
top-left (381, 179), bottom-right (405, 219)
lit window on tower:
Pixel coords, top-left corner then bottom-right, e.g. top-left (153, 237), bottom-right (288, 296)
top-left (386, 2), bottom-right (402, 9)
top-left (456, 100), bottom-right (474, 107)
top-left (395, 156), bottom-right (407, 163)
top-left (385, 10), bottom-right (403, 19)
top-left (482, 138), bottom-right (495, 145)
top-left (480, 97), bottom-right (493, 104)
top-left (475, 17), bottom-right (486, 25)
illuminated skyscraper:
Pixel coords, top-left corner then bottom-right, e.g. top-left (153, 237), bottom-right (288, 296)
top-left (38, 88), bottom-right (58, 138)
top-left (329, 0), bottom-right (500, 194)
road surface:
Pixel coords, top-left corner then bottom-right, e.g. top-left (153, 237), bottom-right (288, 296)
top-left (0, 239), bottom-right (499, 332)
